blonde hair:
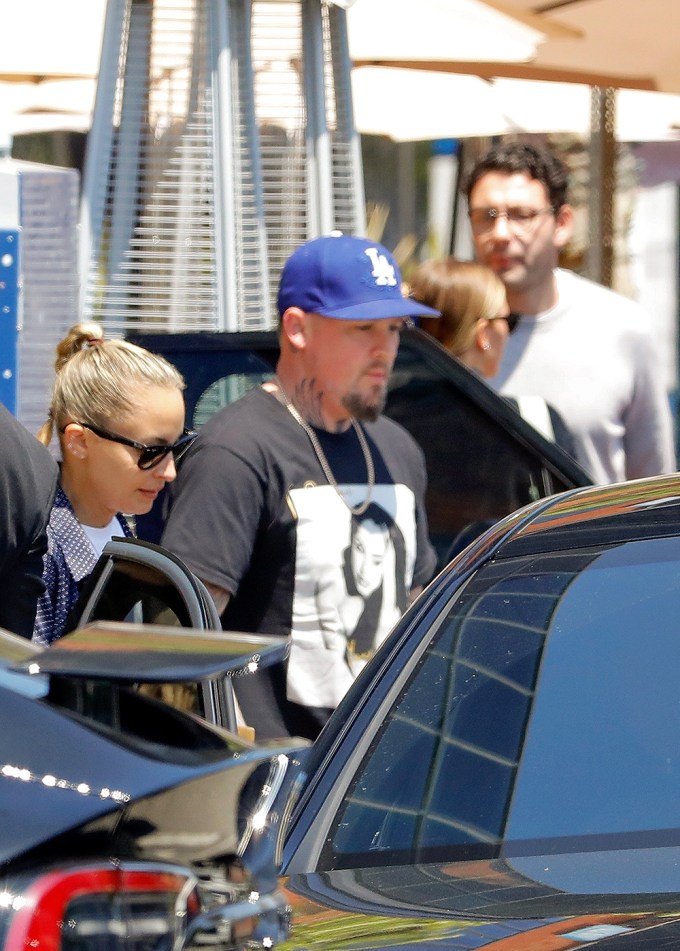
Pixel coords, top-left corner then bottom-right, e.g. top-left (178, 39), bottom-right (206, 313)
top-left (38, 322), bottom-right (185, 446)
top-left (409, 258), bottom-right (507, 356)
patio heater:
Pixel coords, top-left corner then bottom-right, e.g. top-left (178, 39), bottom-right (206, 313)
top-left (79, 0), bottom-right (365, 335)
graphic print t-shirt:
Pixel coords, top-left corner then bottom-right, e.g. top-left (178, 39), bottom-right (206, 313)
top-left (287, 482), bottom-right (417, 708)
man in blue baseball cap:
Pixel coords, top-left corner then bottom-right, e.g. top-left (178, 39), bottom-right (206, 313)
top-left (162, 233), bottom-right (439, 740)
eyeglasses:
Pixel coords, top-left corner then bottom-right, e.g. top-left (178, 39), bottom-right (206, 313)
top-left (468, 206), bottom-right (555, 235)
top-left (78, 423), bottom-right (198, 470)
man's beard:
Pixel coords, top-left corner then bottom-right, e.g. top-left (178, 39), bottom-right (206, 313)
top-left (343, 387), bottom-right (387, 422)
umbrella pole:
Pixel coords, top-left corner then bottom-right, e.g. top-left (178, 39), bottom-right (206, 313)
top-left (586, 86), bottom-right (616, 288)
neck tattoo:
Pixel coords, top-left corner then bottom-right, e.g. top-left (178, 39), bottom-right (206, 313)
top-left (273, 377), bottom-right (375, 515)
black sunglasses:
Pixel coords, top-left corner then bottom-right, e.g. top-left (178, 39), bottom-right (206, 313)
top-left (77, 423), bottom-right (198, 470)
top-left (506, 312), bottom-right (521, 334)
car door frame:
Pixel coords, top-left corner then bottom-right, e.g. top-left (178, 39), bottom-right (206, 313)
top-left (70, 536), bottom-right (238, 731)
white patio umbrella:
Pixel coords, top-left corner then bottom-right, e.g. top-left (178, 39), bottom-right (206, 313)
top-left (0, 0), bottom-right (547, 83)
top-left (352, 67), bottom-right (680, 143)
top-left (0, 0), bottom-right (104, 139)
top-left (0, 0), bottom-right (106, 81)
top-left (483, 0), bottom-right (680, 93)
top-left (346, 0), bottom-right (547, 64)
top-left (0, 0), bottom-right (546, 138)
top-left (494, 80), bottom-right (680, 143)
top-left (4, 0), bottom-right (679, 146)
top-left (378, 0), bottom-right (680, 95)
top-left (351, 67), bottom-right (516, 141)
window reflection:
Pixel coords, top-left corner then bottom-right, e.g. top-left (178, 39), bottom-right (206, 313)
top-left (327, 535), bottom-right (680, 871)
top-left (77, 560), bottom-right (200, 715)
top-left (386, 338), bottom-right (565, 565)
top-left (508, 537), bottom-right (680, 847)
top-left (326, 550), bottom-right (592, 868)
top-left (194, 371), bottom-right (273, 427)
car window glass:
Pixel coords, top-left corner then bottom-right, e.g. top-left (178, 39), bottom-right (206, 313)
top-left (387, 337), bottom-right (571, 565)
top-left (73, 560), bottom-right (201, 716)
top-left (324, 556), bottom-right (556, 868)
top-left (82, 560), bottom-right (193, 628)
top-left (194, 371), bottom-right (273, 427)
top-left (323, 536), bottom-right (680, 869)
top-left (507, 536), bottom-right (680, 845)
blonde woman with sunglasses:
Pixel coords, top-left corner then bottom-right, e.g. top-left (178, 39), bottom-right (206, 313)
top-left (33, 323), bottom-right (195, 645)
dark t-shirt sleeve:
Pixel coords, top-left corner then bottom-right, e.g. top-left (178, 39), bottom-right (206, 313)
top-left (161, 438), bottom-right (267, 597)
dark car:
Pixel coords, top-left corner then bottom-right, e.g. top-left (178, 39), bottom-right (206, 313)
top-left (0, 621), bottom-right (307, 949)
top-left (274, 472), bottom-right (680, 949)
top-left (58, 473), bottom-right (680, 948)
top-left (127, 328), bottom-right (591, 566)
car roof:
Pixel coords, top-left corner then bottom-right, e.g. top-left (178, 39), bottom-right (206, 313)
top-left (488, 473), bottom-right (680, 560)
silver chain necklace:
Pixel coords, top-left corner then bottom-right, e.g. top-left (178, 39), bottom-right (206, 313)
top-left (273, 377), bottom-right (375, 516)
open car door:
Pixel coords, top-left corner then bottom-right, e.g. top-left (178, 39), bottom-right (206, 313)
top-left (68, 537), bottom-right (288, 735)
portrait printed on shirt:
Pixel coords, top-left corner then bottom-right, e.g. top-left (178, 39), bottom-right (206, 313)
top-left (286, 483), bottom-right (417, 709)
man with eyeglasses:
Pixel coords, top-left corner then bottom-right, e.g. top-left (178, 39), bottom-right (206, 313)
top-left (466, 141), bottom-right (675, 485)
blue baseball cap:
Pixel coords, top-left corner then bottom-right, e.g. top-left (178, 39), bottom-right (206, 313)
top-left (277, 233), bottom-right (440, 321)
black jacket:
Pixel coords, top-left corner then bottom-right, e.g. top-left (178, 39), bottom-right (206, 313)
top-left (0, 405), bottom-right (58, 638)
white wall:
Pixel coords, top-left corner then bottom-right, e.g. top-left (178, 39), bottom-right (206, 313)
top-left (629, 180), bottom-right (679, 393)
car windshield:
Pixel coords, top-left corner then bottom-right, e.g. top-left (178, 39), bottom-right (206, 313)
top-left (324, 534), bottom-right (680, 869)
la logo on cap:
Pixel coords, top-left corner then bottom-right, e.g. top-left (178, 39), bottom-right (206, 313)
top-left (365, 247), bottom-right (397, 287)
